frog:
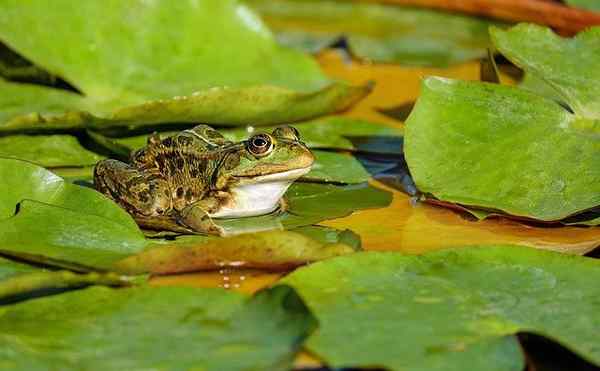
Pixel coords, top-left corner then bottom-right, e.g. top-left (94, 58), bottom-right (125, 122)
top-left (93, 124), bottom-right (314, 236)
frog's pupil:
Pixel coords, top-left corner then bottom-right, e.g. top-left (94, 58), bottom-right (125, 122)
top-left (254, 138), bottom-right (266, 146)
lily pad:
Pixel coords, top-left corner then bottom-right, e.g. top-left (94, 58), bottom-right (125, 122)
top-left (0, 134), bottom-right (103, 167)
top-left (292, 225), bottom-right (361, 251)
top-left (490, 24), bottom-right (600, 119)
top-left (247, 0), bottom-right (497, 67)
top-left (0, 284), bottom-right (315, 371)
top-left (115, 230), bottom-right (356, 275)
top-left (405, 25), bottom-right (600, 222)
top-left (0, 0), bottom-right (369, 132)
top-left (282, 246), bottom-right (600, 370)
top-left (0, 43), bottom-right (55, 84)
top-left (0, 257), bottom-right (128, 303)
top-left (405, 77), bottom-right (599, 221)
top-left (0, 158), bottom-right (146, 269)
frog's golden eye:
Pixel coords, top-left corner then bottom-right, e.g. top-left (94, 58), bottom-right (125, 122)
top-left (272, 126), bottom-right (300, 141)
top-left (248, 134), bottom-right (273, 157)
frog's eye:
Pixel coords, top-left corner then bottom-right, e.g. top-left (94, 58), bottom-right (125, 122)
top-left (272, 126), bottom-right (300, 141)
top-left (248, 134), bottom-right (273, 157)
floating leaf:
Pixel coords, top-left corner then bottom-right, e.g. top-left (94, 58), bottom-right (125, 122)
top-left (0, 0), bottom-right (369, 132)
top-left (305, 151), bottom-right (370, 184)
top-left (406, 26), bottom-right (600, 224)
top-left (0, 158), bottom-right (146, 269)
top-left (1, 200), bottom-right (148, 270)
top-left (0, 285), bottom-right (315, 371)
top-left (291, 225), bottom-right (361, 251)
top-left (0, 82), bottom-right (369, 134)
top-left (247, 0), bottom-right (497, 67)
top-left (0, 134), bottom-right (103, 167)
top-left (283, 246), bottom-right (600, 370)
top-left (0, 257), bottom-right (128, 303)
top-left (0, 270), bottom-right (127, 304)
top-left (0, 43), bottom-right (56, 84)
top-left (405, 77), bottom-right (599, 221)
top-left (491, 24), bottom-right (600, 119)
top-left (115, 230), bottom-right (356, 275)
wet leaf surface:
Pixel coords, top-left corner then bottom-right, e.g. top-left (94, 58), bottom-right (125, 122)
top-left (0, 134), bottom-right (103, 167)
top-left (405, 76), bottom-right (599, 221)
top-left (0, 285), bottom-right (315, 371)
top-left (491, 24), bottom-right (600, 119)
top-left (0, 158), bottom-right (147, 269)
top-left (0, 257), bottom-right (129, 304)
top-left (116, 230), bottom-right (356, 275)
top-left (0, 1), bottom-right (370, 132)
top-left (283, 246), bottom-right (600, 370)
top-left (247, 0), bottom-right (498, 67)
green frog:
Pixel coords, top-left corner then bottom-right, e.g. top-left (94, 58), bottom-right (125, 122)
top-left (94, 125), bottom-right (314, 235)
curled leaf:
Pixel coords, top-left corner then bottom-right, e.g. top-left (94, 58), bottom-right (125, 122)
top-left (115, 230), bottom-right (356, 275)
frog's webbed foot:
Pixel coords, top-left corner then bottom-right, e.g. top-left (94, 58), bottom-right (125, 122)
top-left (178, 203), bottom-right (224, 236)
top-left (134, 214), bottom-right (199, 235)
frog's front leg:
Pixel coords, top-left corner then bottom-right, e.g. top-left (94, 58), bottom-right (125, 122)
top-left (177, 199), bottom-right (225, 236)
top-left (94, 159), bottom-right (171, 219)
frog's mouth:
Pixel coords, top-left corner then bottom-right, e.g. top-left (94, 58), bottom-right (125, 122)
top-left (234, 166), bottom-right (312, 184)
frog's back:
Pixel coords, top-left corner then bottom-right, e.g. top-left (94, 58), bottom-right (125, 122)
top-left (131, 125), bottom-right (234, 209)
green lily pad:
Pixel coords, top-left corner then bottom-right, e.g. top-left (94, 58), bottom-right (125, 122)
top-left (115, 230), bottom-right (356, 275)
top-left (0, 269), bottom-right (128, 304)
top-left (566, 0), bottom-right (600, 11)
top-left (0, 257), bottom-right (35, 279)
top-left (0, 81), bottom-right (369, 134)
top-left (282, 246), bottom-right (600, 370)
top-left (304, 151), bottom-right (370, 184)
top-left (291, 225), bottom-right (361, 251)
top-left (491, 24), bottom-right (600, 119)
top-left (0, 257), bottom-right (128, 303)
top-left (0, 134), bottom-right (103, 167)
top-left (0, 158), bottom-right (146, 269)
top-left (519, 73), bottom-right (565, 105)
top-left (0, 0), bottom-right (326, 96)
top-left (247, 0), bottom-right (497, 67)
top-left (405, 77), bottom-right (599, 221)
top-left (0, 0), bottom-right (369, 132)
top-left (0, 284), bottom-right (315, 371)
top-left (0, 43), bottom-right (55, 85)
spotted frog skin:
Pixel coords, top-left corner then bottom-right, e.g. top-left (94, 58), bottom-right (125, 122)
top-left (94, 125), bottom-right (314, 235)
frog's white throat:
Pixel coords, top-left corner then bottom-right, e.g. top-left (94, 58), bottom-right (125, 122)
top-left (209, 167), bottom-right (311, 218)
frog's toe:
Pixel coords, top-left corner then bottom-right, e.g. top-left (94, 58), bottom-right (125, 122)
top-left (178, 206), bottom-right (224, 236)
